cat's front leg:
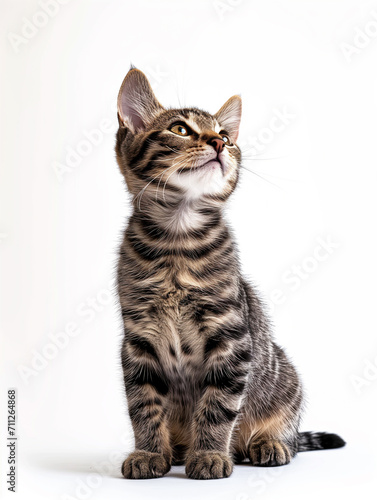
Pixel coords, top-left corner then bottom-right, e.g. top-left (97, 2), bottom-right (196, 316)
top-left (185, 333), bottom-right (251, 480)
top-left (120, 331), bottom-right (172, 479)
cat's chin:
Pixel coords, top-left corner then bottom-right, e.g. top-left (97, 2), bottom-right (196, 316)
top-left (181, 158), bottom-right (228, 175)
top-left (169, 161), bottom-right (231, 199)
top-left (200, 159), bottom-right (226, 174)
top-left (193, 159), bottom-right (221, 169)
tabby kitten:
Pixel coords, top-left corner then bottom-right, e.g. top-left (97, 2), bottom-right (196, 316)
top-left (115, 67), bottom-right (345, 480)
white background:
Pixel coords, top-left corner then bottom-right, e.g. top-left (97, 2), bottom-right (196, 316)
top-left (1, 0), bottom-right (377, 498)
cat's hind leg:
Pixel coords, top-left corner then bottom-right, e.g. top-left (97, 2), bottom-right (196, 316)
top-left (248, 437), bottom-right (293, 466)
top-left (233, 412), bottom-right (299, 467)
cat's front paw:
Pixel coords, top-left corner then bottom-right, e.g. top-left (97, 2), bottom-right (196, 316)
top-left (248, 439), bottom-right (291, 466)
top-left (121, 450), bottom-right (171, 479)
top-left (185, 451), bottom-right (233, 480)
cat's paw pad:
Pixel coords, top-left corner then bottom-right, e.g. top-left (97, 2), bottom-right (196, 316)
top-left (121, 450), bottom-right (171, 479)
top-left (185, 451), bottom-right (233, 479)
top-left (248, 439), bottom-right (291, 466)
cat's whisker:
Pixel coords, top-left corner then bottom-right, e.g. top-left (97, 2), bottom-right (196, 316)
top-left (241, 154), bottom-right (288, 161)
top-left (243, 168), bottom-right (300, 183)
top-left (161, 157), bottom-right (190, 202)
top-left (162, 144), bottom-right (182, 154)
top-left (135, 151), bottom-right (189, 209)
top-left (154, 153), bottom-right (187, 201)
top-left (154, 170), bottom-right (170, 203)
top-left (239, 145), bottom-right (287, 157)
top-left (158, 161), bottom-right (184, 202)
top-left (134, 169), bottom-right (168, 211)
top-left (186, 156), bottom-right (201, 190)
top-left (240, 165), bottom-right (284, 190)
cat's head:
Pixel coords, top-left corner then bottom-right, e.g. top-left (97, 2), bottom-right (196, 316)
top-left (115, 68), bottom-right (242, 206)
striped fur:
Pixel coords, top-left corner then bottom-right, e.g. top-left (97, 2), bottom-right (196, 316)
top-left (115, 68), bottom-right (345, 480)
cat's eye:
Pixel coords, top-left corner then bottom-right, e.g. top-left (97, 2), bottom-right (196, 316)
top-left (169, 122), bottom-right (192, 137)
top-left (221, 133), bottom-right (232, 146)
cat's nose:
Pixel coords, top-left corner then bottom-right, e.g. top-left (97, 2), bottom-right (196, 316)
top-left (207, 137), bottom-right (225, 155)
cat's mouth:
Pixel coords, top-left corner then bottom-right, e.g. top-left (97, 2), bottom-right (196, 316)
top-left (180, 158), bottom-right (225, 175)
top-left (199, 159), bottom-right (222, 171)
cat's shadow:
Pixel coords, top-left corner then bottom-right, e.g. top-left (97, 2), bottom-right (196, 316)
top-left (30, 453), bottom-right (124, 479)
top-left (30, 453), bottom-right (190, 479)
top-left (30, 453), bottom-right (251, 480)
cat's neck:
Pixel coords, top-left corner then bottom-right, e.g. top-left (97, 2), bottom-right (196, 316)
top-left (132, 195), bottom-right (226, 238)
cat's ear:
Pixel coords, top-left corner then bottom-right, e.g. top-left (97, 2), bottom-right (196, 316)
top-left (214, 95), bottom-right (242, 143)
top-left (117, 67), bottom-right (164, 132)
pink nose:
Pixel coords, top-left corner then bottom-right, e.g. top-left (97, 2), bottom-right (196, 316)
top-left (208, 137), bottom-right (225, 154)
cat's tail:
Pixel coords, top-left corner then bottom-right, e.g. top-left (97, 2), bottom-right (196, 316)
top-left (298, 432), bottom-right (346, 452)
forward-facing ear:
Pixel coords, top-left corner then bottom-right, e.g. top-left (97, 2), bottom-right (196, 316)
top-left (117, 68), bottom-right (164, 132)
top-left (214, 95), bottom-right (242, 143)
